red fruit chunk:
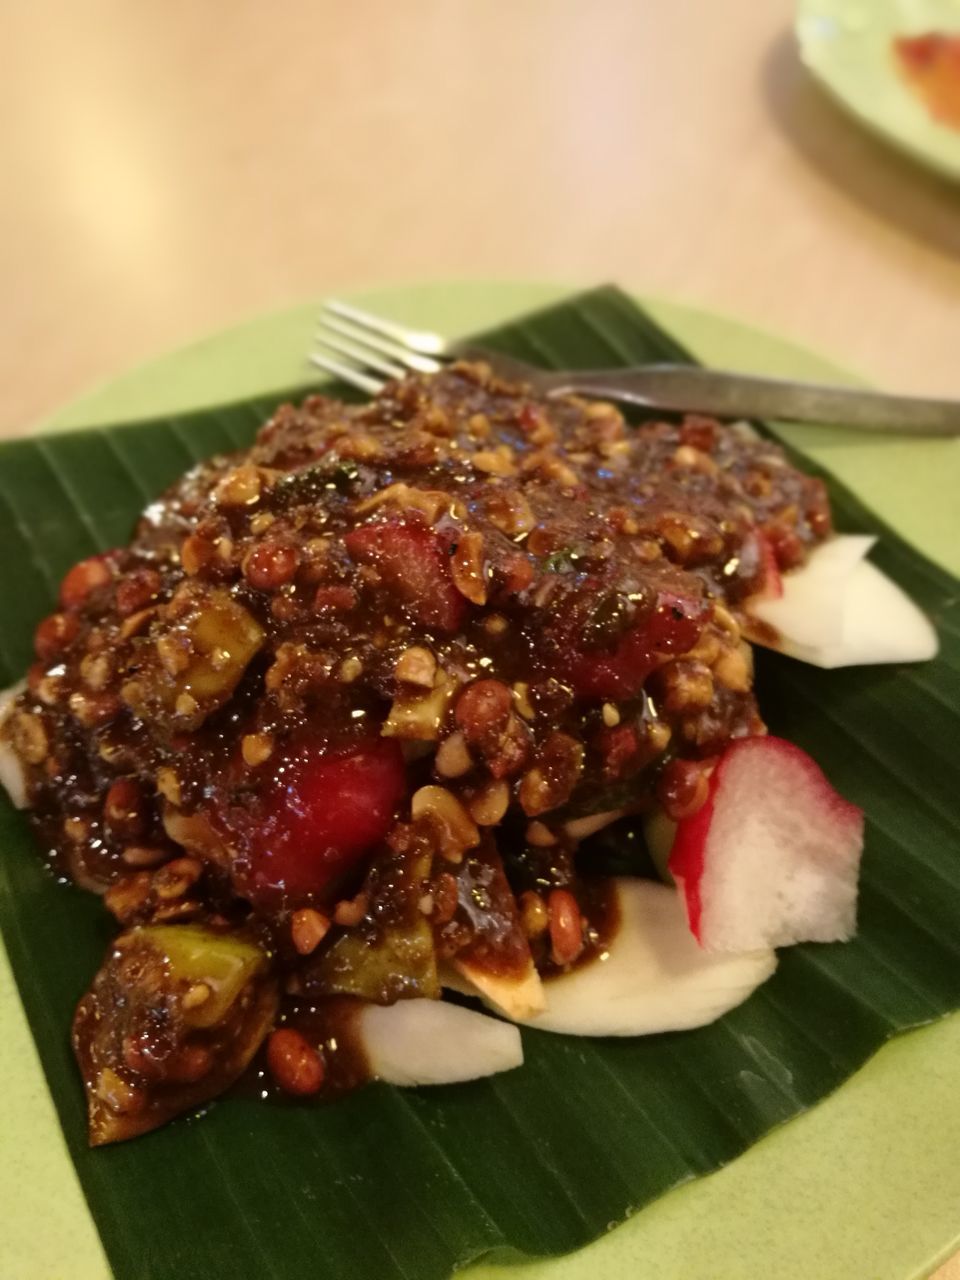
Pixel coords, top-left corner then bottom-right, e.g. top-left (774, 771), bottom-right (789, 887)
top-left (668, 736), bottom-right (864, 952)
top-left (345, 519), bottom-right (467, 633)
top-left (566, 591), bottom-right (707, 700)
top-left (248, 738), bottom-right (406, 902)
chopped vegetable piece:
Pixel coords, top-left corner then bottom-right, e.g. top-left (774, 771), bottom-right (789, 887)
top-left (246, 738), bottom-right (406, 902)
top-left (74, 925), bottom-right (277, 1144)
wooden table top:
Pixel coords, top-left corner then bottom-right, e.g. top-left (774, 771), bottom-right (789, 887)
top-left (1, 1), bottom-right (958, 1275)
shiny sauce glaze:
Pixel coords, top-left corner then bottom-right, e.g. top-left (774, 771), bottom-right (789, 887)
top-left (0, 364), bottom-right (831, 1137)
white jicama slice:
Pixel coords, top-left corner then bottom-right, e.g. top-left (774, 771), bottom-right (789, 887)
top-left (0, 681), bottom-right (28, 810)
top-left (746, 534), bottom-right (937, 668)
top-left (642, 809), bottom-right (678, 884)
top-left (359, 998), bottom-right (523, 1086)
top-left (669, 736), bottom-right (864, 952)
top-left (513, 878), bottom-right (775, 1036)
top-left (450, 953), bottom-right (546, 1020)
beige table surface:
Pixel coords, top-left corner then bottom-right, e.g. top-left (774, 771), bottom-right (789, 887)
top-left (1, 2), bottom-right (959, 1277)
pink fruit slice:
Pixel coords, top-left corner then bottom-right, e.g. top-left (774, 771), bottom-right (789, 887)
top-left (248, 738), bottom-right (406, 901)
top-left (669, 736), bottom-right (864, 951)
top-left (345, 519), bottom-right (467, 633)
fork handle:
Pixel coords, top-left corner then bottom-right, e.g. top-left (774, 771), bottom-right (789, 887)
top-left (542, 366), bottom-right (960, 436)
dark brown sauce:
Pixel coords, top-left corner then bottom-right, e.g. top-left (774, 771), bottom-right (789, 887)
top-left (541, 875), bottom-right (622, 980)
top-left (2, 365), bottom-right (834, 1140)
top-left (235, 995), bottom-right (372, 1103)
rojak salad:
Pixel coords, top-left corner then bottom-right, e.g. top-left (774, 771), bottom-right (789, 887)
top-left (0, 362), bottom-right (937, 1144)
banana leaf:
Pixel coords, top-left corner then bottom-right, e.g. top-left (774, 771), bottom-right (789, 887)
top-left (0, 286), bottom-right (958, 1280)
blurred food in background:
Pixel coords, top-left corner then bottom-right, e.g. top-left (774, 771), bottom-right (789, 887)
top-left (894, 32), bottom-right (960, 131)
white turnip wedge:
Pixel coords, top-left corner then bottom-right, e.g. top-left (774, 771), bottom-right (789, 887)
top-left (669, 736), bottom-right (864, 952)
top-left (745, 534), bottom-right (938, 668)
top-left (642, 809), bottom-right (678, 885)
top-left (451, 879), bottom-right (776, 1037)
top-left (450, 954), bottom-right (546, 1020)
top-left (359, 998), bottom-right (523, 1085)
top-left (0, 681), bottom-right (27, 810)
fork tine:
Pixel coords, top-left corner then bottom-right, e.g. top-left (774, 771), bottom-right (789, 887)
top-left (324, 298), bottom-right (447, 356)
top-left (320, 313), bottom-right (444, 375)
top-left (308, 348), bottom-right (385, 396)
top-left (314, 327), bottom-right (407, 380)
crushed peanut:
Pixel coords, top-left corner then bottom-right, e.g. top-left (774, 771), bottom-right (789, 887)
top-left (242, 733), bottom-right (275, 767)
top-left (394, 646), bottom-right (437, 688)
top-left (435, 731), bottom-right (473, 778)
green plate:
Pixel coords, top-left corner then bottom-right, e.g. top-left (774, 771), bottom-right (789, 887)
top-left (3, 281), bottom-right (960, 1280)
top-left (796, 0), bottom-right (960, 180)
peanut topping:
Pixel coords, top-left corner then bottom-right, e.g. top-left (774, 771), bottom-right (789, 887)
top-left (472, 446), bottom-right (517, 477)
top-left (338, 656), bottom-right (364, 683)
top-left (450, 531), bottom-right (488, 605)
top-left (435, 731), bottom-right (473, 779)
top-left (468, 779), bottom-right (510, 827)
top-left (12, 711), bottom-right (48, 764)
top-left (713, 642), bottom-right (752, 693)
top-left (512, 682), bottom-right (535, 720)
top-left (121, 846), bottom-right (168, 869)
top-left (519, 732), bottom-right (584, 816)
top-left (267, 1029), bottom-right (325, 1097)
top-left (156, 767), bottom-right (182, 806)
top-left (519, 890), bottom-right (549, 938)
top-left (394, 646), bottom-right (437, 688)
top-left (241, 733), bottom-right (275, 767)
top-left (526, 821), bottom-right (558, 847)
top-left (291, 908), bottom-right (331, 955)
top-left (152, 857), bottom-right (202, 901)
top-left (333, 892), bottom-right (369, 928)
top-left (215, 464), bottom-right (264, 508)
top-left (411, 786), bottom-right (480, 861)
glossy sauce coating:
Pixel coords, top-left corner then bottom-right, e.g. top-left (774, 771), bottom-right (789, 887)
top-left (1, 366), bottom-right (831, 1135)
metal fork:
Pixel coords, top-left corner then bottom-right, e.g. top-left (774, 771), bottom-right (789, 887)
top-left (310, 298), bottom-right (960, 437)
